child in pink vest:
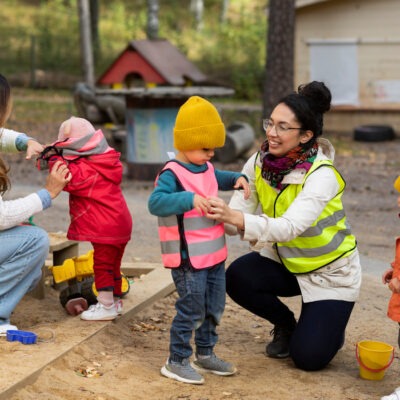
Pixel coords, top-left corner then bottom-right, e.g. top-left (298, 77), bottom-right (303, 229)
top-left (148, 96), bottom-right (250, 384)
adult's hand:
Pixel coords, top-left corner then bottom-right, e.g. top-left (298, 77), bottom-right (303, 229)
top-left (45, 160), bottom-right (71, 199)
top-left (207, 196), bottom-right (245, 230)
top-left (25, 139), bottom-right (44, 160)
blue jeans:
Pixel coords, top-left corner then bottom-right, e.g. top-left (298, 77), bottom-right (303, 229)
top-left (169, 261), bottom-right (226, 362)
top-left (0, 225), bottom-right (49, 325)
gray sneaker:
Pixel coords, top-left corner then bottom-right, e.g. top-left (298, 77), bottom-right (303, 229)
top-left (191, 353), bottom-right (237, 376)
top-left (161, 358), bottom-right (204, 385)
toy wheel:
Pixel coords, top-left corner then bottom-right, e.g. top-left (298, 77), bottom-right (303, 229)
top-left (353, 125), bottom-right (395, 142)
top-left (80, 278), bottom-right (97, 305)
top-left (59, 282), bottom-right (83, 308)
top-left (59, 278), bottom-right (97, 307)
top-left (91, 273), bottom-right (130, 298)
top-left (65, 298), bottom-right (88, 316)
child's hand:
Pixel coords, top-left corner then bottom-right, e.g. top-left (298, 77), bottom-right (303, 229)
top-left (382, 268), bottom-right (394, 284)
top-left (26, 139), bottom-right (44, 160)
top-left (193, 194), bottom-right (210, 216)
top-left (234, 176), bottom-right (251, 200)
top-left (383, 267), bottom-right (400, 293)
top-left (397, 195), bottom-right (400, 208)
top-left (389, 277), bottom-right (400, 294)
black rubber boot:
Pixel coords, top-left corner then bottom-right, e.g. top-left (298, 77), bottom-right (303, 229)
top-left (266, 322), bottom-right (296, 359)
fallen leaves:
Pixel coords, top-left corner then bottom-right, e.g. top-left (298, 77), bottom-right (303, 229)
top-left (131, 320), bottom-right (167, 333)
top-left (130, 315), bottom-right (168, 333)
top-left (74, 361), bottom-right (103, 378)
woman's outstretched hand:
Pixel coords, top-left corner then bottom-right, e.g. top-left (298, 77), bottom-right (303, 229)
top-left (44, 160), bottom-right (72, 199)
top-left (207, 196), bottom-right (245, 230)
top-left (25, 139), bottom-right (44, 160)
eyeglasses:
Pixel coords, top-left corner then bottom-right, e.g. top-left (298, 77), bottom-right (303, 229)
top-left (262, 119), bottom-right (302, 136)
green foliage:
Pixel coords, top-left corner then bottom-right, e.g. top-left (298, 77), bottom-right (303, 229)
top-left (1, 0), bottom-right (267, 100)
top-left (162, 1), bottom-right (267, 100)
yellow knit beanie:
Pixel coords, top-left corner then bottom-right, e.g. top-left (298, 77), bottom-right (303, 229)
top-left (173, 96), bottom-right (225, 151)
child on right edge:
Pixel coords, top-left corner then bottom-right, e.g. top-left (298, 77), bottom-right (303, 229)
top-left (148, 96), bottom-right (250, 385)
top-left (381, 177), bottom-right (400, 400)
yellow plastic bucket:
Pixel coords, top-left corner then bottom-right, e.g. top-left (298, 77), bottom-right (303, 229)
top-left (394, 176), bottom-right (400, 193)
top-left (356, 340), bottom-right (394, 380)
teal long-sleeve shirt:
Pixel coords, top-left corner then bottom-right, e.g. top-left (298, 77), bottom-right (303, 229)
top-left (148, 160), bottom-right (247, 217)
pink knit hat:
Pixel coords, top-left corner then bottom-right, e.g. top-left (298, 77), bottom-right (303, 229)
top-left (58, 116), bottom-right (96, 141)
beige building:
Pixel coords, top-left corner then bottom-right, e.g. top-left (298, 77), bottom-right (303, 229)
top-left (295, 0), bottom-right (400, 133)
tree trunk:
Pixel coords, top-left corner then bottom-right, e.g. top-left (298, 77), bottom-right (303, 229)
top-left (190, 0), bottom-right (204, 31)
top-left (263, 0), bottom-right (295, 121)
top-left (90, 0), bottom-right (100, 62)
top-left (78, 0), bottom-right (95, 87)
top-left (220, 0), bottom-right (229, 23)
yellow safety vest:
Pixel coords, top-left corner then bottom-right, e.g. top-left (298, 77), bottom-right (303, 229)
top-left (255, 156), bottom-right (356, 273)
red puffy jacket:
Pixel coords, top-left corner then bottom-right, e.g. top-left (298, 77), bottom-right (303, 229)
top-left (50, 149), bottom-right (132, 244)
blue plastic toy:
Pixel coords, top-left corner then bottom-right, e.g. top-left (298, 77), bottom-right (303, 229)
top-left (6, 330), bottom-right (37, 345)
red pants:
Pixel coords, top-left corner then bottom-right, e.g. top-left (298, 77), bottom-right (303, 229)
top-left (92, 242), bottom-right (127, 297)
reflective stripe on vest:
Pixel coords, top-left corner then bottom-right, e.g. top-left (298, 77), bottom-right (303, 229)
top-left (255, 157), bottom-right (356, 273)
top-left (157, 161), bottom-right (227, 269)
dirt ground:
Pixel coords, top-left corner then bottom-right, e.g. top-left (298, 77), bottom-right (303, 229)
top-left (3, 130), bottom-right (400, 400)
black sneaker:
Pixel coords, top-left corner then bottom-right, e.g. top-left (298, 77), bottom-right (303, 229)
top-left (266, 324), bottom-right (296, 359)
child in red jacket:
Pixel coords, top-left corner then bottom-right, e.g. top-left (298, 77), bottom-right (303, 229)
top-left (39, 117), bottom-right (132, 321)
top-left (382, 177), bottom-right (400, 341)
top-left (381, 177), bottom-right (400, 400)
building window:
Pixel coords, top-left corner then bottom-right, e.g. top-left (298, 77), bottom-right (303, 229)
top-left (308, 39), bottom-right (358, 106)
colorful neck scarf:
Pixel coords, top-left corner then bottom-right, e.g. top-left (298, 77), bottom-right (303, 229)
top-left (259, 140), bottom-right (319, 189)
top-left (36, 129), bottom-right (112, 170)
top-left (53, 129), bottom-right (112, 160)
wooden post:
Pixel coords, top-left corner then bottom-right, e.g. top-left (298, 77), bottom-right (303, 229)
top-left (78, 0), bottom-right (95, 87)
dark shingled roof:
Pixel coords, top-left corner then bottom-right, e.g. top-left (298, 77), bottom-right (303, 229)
top-left (127, 39), bottom-right (207, 85)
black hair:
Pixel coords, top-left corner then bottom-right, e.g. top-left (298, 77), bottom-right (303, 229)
top-left (279, 81), bottom-right (332, 147)
top-left (0, 74), bottom-right (11, 193)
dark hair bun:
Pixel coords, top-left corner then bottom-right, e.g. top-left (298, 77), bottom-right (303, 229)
top-left (298, 81), bottom-right (331, 114)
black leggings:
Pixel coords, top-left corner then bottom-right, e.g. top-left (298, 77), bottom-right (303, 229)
top-left (226, 252), bottom-right (355, 371)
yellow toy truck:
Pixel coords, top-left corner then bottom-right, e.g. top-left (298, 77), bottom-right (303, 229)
top-left (49, 250), bottom-right (130, 315)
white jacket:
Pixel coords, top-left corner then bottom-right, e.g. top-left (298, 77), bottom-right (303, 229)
top-left (227, 138), bottom-right (362, 302)
top-left (0, 129), bottom-right (44, 230)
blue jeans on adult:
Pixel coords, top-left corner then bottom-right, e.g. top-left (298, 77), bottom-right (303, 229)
top-left (169, 261), bottom-right (226, 363)
top-left (0, 225), bottom-right (49, 325)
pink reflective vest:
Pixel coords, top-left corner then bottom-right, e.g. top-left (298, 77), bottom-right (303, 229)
top-left (156, 161), bottom-right (227, 269)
